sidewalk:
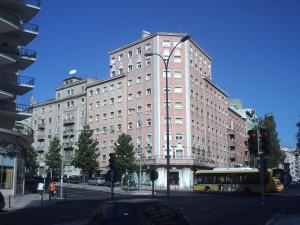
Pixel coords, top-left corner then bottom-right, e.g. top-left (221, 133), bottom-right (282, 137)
top-left (266, 214), bottom-right (300, 225)
top-left (2, 193), bottom-right (64, 210)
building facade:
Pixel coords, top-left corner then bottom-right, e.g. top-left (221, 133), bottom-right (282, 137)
top-left (280, 146), bottom-right (300, 182)
top-left (31, 77), bottom-right (96, 177)
top-left (86, 32), bottom-right (233, 189)
top-left (0, 1), bottom-right (40, 196)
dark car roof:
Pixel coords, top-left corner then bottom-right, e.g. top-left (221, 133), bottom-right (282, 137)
top-left (105, 198), bottom-right (165, 205)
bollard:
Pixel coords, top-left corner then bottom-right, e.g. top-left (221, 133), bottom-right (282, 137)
top-left (40, 193), bottom-right (43, 205)
top-left (8, 195), bottom-right (11, 208)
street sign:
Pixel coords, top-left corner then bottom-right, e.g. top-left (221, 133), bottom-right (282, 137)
top-left (150, 169), bottom-right (158, 181)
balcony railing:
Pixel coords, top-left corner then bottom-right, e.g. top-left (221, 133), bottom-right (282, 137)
top-left (0, 101), bottom-right (31, 113)
top-left (13, 122), bottom-right (33, 138)
top-left (63, 118), bottom-right (75, 125)
top-left (24, 0), bottom-right (41, 7)
top-left (0, 72), bottom-right (35, 86)
top-left (37, 123), bottom-right (45, 129)
top-left (37, 133), bottom-right (45, 141)
top-left (63, 129), bottom-right (74, 137)
top-left (20, 22), bottom-right (39, 33)
top-left (0, 9), bottom-right (20, 27)
top-left (63, 142), bottom-right (74, 149)
top-left (0, 45), bottom-right (36, 59)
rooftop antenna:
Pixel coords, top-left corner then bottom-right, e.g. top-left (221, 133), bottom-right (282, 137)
top-left (69, 69), bottom-right (77, 77)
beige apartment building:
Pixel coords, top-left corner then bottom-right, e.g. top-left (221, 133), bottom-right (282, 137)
top-left (31, 76), bottom-right (96, 176)
top-left (86, 31), bottom-right (233, 189)
top-left (0, 0), bottom-right (40, 196)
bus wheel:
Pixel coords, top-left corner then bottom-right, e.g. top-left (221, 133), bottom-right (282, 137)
top-left (244, 187), bottom-right (251, 194)
top-left (205, 187), bottom-right (211, 193)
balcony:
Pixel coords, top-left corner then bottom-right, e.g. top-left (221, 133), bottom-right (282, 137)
top-left (63, 117), bottom-right (75, 125)
top-left (63, 129), bottom-right (74, 137)
top-left (0, 45), bottom-right (36, 69)
top-left (36, 146), bottom-right (44, 153)
top-left (0, 9), bottom-right (20, 34)
top-left (0, 72), bottom-right (34, 95)
top-left (63, 142), bottom-right (74, 150)
top-left (0, 122), bottom-right (34, 144)
top-left (16, 22), bottom-right (39, 45)
top-left (0, 0), bottom-right (41, 22)
top-left (37, 123), bottom-right (45, 130)
top-left (37, 133), bottom-right (45, 141)
top-left (0, 101), bottom-right (31, 120)
top-left (230, 152), bottom-right (237, 159)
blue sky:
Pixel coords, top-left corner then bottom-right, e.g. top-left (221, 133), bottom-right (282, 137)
top-left (24, 0), bottom-right (300, 148)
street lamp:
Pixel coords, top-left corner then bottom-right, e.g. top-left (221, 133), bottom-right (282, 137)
top-left (144, 34), bottom-right (191, 197)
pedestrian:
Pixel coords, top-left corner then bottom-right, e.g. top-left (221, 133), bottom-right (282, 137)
top-left (37, 181), bottom-right (44, 197)
top-left (48, 181), bottom-right (56, 200)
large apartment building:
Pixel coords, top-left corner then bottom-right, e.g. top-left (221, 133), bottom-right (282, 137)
top-left (31, 76), bottom-right (97, 176)
top-left (0, 1), bottom-right (40, 196)
top-left (86, 31), bottom-right (233, 189)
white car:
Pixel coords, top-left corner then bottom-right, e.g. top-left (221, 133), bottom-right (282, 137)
top-left (88, 177), bottom-right (105, 186)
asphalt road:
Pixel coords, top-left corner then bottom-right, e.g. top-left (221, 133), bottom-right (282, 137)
top-left (1, 184), bottom-right (300, 225)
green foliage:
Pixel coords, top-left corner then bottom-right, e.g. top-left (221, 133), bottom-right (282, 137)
top-left (45, 136), bottom-right (61, 171)
top-left (25, 145), bottom-right (38, 172)
top-left (114, 133), bottom-right (138, 175)
top-left (260, 114), bottom-right (285, 168)
top-left (72, 126), bottom-right (99, 177)
top-left (296, 121), bottom-right (300, 151)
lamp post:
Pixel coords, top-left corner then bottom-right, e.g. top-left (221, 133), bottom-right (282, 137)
top-left (145, 34), bottom-right (190, 197)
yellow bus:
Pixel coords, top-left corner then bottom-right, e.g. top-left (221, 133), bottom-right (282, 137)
top-left (193, 168), bottom-right (284, 193)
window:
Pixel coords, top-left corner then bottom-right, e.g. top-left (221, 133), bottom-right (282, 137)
top-left (48, 117), bottom-right (52, 124)
top-left (163, 101), bottom-right (171, 108)
top-left (57, 93), bottom-right (60, 98)
top-left (89, 90), bottom-right (93, 96)
top-left (110, 111), bottom-right (115, 118)
top-left (128, 51), bottom-right (132, 58)
top-left (163, 40), bottom-right (171, 47)
top-left (96, 88), bottom-right (100, 95)
top-left (163, 70), bottom-right (171, 78)
top-left (136, 47), bottom-right (142, 54)
top-left (137, 91), bottom-right (142, 98)
top-left (137, 105), bottom-right (142, 112)
top-left (146, 58), bottom-right (151, 66)
top-left (109, 140), bottom-right (114, 146)
top-left (174, 101), bottom-right (183, 109)
top-left (128, 122), bottom-right (133, 129)
top-left (96, 114), bottom-right (100, 121)
top-left (164, 117), bottom-right (171, 124)
top-left (119, 68), bottom-right (124, 75)
top-left (146, 103), bottom-right (152, 111)
top-left (102, 141), bottom-right (107, 147)
top-left (81, 98), bottom-right (85, 103)
top-left (175, 117), bottom-right (183, 125)
top-left (111, 71), bottom-right (115, 77)
top-left (146, 43), bottom-right (151, 51)
top-left (103, 87), bottom-right (107, 93)
top-left (128, 93), bottom-right (133, 100)
top-left (174, 86), bottom-right (183, 93)
top-left (110, 57), bottom-right (115, 64)
top-left (81, 86), bottom-right (85, 92)
top-left (103, 99), bottom-right (107, 106)
top-left (176, 133), bottom-right (183, 142)
top-left (103, 113), bottom-right (108, 120)
top-left (88, 116), bottom-right (93, 123)
top-left (128, 65), bottom-right (133, 72)
top-left (88, 103), bottom-right (93, 109)
top-left (136, 62), bottom-right (142, 69)
top-left (174, 55), bottom-right (181, 63)
top-left (117, 82), bottom-right (122, 89)
top-left (174, 71), bottom-right (182, 78)
top-left (57, 104), bottom-right (60, 110)
top-left (110, 84), bottom-right (115, 91)
top-left (117, 96), bottom-right (122, 103)
top-left (137, 76), bottom-right (142, 84)
top-left (146, 88), bottom-right (151, 95)
top-left (128, 108), bottom-right (135, 115)
top-left (96, 101), bottom-right (100, 108)
top-left (110, 98), bottom-right (115, 104)
top-left (117, 110), bottom-right (122, 116)
top-left (146, 118), bottom-right (152, 126)
top-left (118, 54), bottom-right (123, 61)
top-left (80, 111), bottom-right (84, 118)
top-left (173, 41), bottom-right (182, 48)
top-left (146, 73), bottom-right (151, 80)
top-left (163, 86), bottom-right (171, 93)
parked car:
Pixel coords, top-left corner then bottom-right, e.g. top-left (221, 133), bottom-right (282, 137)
top-left (0, 191), bottom-right (5, 210)
top-left (87, 198), bottom-right (189, 225)
top-left (67, 175), bottom-right (82, 184)
top-left (88, 177), bottom-right (105, 186)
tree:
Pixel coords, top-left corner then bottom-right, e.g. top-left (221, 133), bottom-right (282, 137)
top-left (296, 121), bottom-right (300, 151)
top-left (25, 145), bottom-right (38, 173)
top-left (72, 126), bottom-right (99, 179)
top-left (114, 133), bottom-right (138, 175)
top-left (45, 136), bottom-right (61, 176)
top-left (260, 114), bottom-right (285, 168)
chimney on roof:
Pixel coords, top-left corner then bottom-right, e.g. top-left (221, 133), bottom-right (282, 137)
top-left (141, 31), bottom-right (151, 38)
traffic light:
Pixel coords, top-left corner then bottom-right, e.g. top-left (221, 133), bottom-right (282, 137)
top-left (109, 153), bottom-right (116, 169)
top-left (260, 128), bottom-right (271, 154)
top-left (247, 130), bottom-right (258, 155)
